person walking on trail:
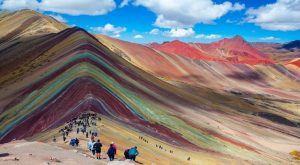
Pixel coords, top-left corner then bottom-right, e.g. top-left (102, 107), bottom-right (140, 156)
top-left (86, 132), bottom-right (89, 138)
top-left (128, 146), bottom-right (139, 161)
top-left (107, 144), bottom-right (116, 161)
top-left (91, 140), bottom-right (96, 155)
top-left (111, 142), bottom-right (117, 154)
top-left (63, 135), bottom-right (66, 142)
top-left (77, 127), bottom-right (79, 134)
top-left (124, 149), bottom-right (129, 159)
top-left (93, 139), bottom-right (103, 159)
top-left (87, 140), bottom-right (93, 151)
top-left (75, 138), bottom-right (79, 146)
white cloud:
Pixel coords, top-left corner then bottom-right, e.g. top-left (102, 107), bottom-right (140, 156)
top-left (112, 34), bottom-right (120, 38)
top-left (232, 3), bottom-right (245, 11)
top-left (259, 36), bottom-right (280, 41)
top-left (149, 28), bottom-right (160, 35)
top-left (246, 0), bottom-right (300, 31)
top-left (119, 0), bottom-right (131, 8)
top-left (163, 28), bottom-right (195, 38)
top-left (91, 24), bottom-right (126, 37)
top-left (1, 0), bottom-right (39, 10)
top-left (226, 19), bottom-right (237, 23)
top-left (195, 34), bottom-right (222, 39)
top-left (133, 0), bottom-right (245, 28)
top-left (134, 34), bottom-right (144, 39)
top-left (48, 14), bottom-right (66, 22)
top-left (1, 0), bottom-right (116, 16)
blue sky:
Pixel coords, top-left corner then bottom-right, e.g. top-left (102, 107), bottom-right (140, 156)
top-left (1, 0), bottom-right (300, 43)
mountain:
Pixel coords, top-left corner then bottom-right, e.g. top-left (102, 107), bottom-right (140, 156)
top-left (282, 40), bottom-right (300, 50)
top-left (253, 42), bottom-right (300, 63)
top-left (1, 10), bottom-right (300, 165)
top-left (150, 36), bottom-right (273, 64)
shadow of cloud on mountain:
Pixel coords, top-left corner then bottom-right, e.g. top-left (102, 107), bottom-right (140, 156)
top-left (254, 112), bottom-right (300, 128)
top-left (226, 71), bottom-right (262, 81)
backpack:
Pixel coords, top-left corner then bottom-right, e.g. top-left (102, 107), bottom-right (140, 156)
top-left (128, 148), bottom-right (136, 156)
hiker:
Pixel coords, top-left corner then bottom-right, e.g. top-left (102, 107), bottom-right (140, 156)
top-left (87, 140), bottom-right (93, 151)
top-left (77, 127), bottom-right (80, 134)
top-left (128, 146), bottom-right (139, 161)
top-left (75, 138), bottom-right (79, 146)
top-left (70, 138), bottom-right (76, 146)
top-left (124, 149), bottom-right (129, 159)
top-left (63, 135), bottom-right (66, 142)
top-left (107, 144), bottom-right (116, 161)
top-left (53, 136), bottom-right (56, 142)
top-left (91, 140), bottom-right (96, 155)
top-left (111, 142), bottom-right (117, 154)
top-left (93, 139), bottom-right (103, 159)
top-left (86, 132), bottom-right (89, 138)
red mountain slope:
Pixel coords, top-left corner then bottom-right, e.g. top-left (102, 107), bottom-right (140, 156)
top-left (150, 36), bottom-right (274, 65)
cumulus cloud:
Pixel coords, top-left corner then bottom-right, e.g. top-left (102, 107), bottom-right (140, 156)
top-left (119, 0), bottom-right (131, 8)
top-left (1, 0), bottom-right (116, 16)
top-left (1, 0), bottom-right (39, 10)
top-left (91, 24), bottom-right (126, 37)
top-left (149, 28), bottom-right (160, 35)
top-left (134, 34), bottom-right (144, 39)
top-left (259, 36), bottom-right (280, 41)
top-left (163, 28), bottom-right (195, 38)
top-left (48, 14), bottom-right (66, 22)
top-left (246, 0), bottom-right (300, 31)
top-left (112, 34), bottom-right (121, 38)
top-left (133, 0), bottom-right (245, 28)
top-left (195, 34), bottom-right (222, 39)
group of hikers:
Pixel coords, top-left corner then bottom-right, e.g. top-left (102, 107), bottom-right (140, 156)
top-left (56, 112), bottom-right (139, 162)
top-left (87, 138), bottom-right (139, 161)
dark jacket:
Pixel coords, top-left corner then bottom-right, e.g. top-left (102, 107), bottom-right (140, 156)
top-left (93, 142), bottom-right (102, 151)
top-left (107, 147), bottom-right (116, 156)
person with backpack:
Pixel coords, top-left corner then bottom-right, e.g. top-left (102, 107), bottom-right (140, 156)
top-left (111, 142), bottom-right (117, 154)
top-left (107, 144), bottom-right (116, 161)
top-left (93, 139), bottom-right (102, 159)
top-left (128, 146), bottom-right (139, 161)
top-left (124, 149), bottom-right (129, 159)
top-left (69, 138), bottom-right (76, 146)
top-left (75, 138), bottom-right (79, 146)
top-left (91, 140), bottom-right (96, 155)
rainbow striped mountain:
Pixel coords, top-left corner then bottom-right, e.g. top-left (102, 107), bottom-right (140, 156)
top-left (0, 10), bottom-right (300, 165)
